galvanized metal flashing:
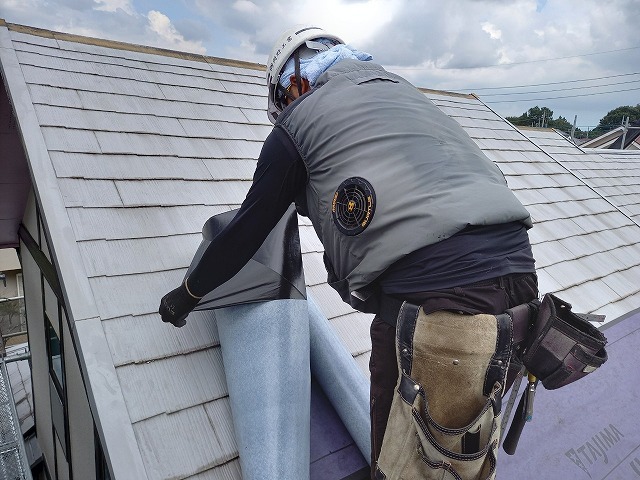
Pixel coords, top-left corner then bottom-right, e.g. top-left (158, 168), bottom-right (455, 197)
top-left (417, 87), bottom-right (476, 99)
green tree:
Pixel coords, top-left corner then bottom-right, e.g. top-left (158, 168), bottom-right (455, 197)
top-left (0, 298), bottom-right (22, 337)
top-left (593, 104), bottom-right (640, 135)
top-left (506, 104), bottom-right (640, 139)
top-left (506, 106), bottom-right (555, 127)
top-left (549, 115), bottom-right (573, 132)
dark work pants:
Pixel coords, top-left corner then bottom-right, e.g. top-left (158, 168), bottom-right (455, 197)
top-left (368, 273), bottom-right (538, 476)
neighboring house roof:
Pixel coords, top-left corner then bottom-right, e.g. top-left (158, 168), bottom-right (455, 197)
top-left (580, 125), bottom-right (640, 150)
top-left (0, 20), bottom-right (639, 479)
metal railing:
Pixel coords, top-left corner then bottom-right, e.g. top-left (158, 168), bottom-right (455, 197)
top-left (0, 360), bottom-right (32, 479)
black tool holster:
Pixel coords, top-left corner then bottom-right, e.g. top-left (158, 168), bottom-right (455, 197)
top-left (501, 293), bottom-right (608, 455)
top-left (505, 292), bottom-right (608, 390)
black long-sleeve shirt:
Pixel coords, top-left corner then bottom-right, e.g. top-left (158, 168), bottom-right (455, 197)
top-left (187, 126), bottom-right (535, 299)
top-left (187, 126), bottom-right (306, 297)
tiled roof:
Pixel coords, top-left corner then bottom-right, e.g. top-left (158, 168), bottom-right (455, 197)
top-left (1, 21), bottom-right (639, 479)
top-left (472, 123), bottom-right (640, 320)
top-left (0, 23), bottom-right (267, 478)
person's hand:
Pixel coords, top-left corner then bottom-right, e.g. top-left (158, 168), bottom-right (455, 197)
top-left (158, 283), bottom-right (200, 327)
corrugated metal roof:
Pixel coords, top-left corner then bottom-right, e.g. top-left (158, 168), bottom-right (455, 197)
top-left (2, 21), bottom-right (639, 480)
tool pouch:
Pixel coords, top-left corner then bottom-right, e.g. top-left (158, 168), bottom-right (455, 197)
top-left (522, 293), bottom-right (608, 390)
top-left (375, 304), bottom-right (512, 480)
top-left (375, 374), bottom-right (501, 480)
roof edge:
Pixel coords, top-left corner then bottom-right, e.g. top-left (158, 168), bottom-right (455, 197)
top-left (4, 19), bottom-right (481, 99)
top-left (2, 19), bottom-right (266, 72)
top-left (517, 126), bottom-right (558, 132)
top-left (418, 86), bottom-right (475, 99)
top-left (604, 306), bottom-right (640, 331)
top-left (1, 22), bottom-right (149, 476)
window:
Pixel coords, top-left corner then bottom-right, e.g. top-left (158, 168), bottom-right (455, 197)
top-left (15, 273), bottom-right (25, 332)
top-left (16, 273), bottom-right (23, 297)
top-left (46, 310), bottom-right (68, 459)
top-left (46, 314), bottom-right (64, 390)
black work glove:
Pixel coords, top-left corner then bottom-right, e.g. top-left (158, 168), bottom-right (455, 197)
top-left (158, 283), bottom-right (200, 327)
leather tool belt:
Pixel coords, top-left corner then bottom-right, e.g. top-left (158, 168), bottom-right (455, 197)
top-left (375, 293), bottom-right (608, 477)
top-left (375, 304), bottom-right (509, 480)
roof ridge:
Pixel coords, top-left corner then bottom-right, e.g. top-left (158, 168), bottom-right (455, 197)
top-left (418, 86), bottom-right (475, 99)
top-left (1, 19), bottom-right (266, 72)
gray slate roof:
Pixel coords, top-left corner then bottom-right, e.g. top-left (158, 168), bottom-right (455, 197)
top-left (1, 21), bottom-right (639, 479)
top-left (516, 127), bottom-right (640, 317)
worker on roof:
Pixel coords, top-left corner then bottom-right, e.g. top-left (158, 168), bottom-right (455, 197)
top-left (159, 25), bottom-right (538, 480)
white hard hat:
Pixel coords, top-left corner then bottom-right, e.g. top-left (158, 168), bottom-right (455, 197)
top-left (266, 25), bottom-right (343, 123)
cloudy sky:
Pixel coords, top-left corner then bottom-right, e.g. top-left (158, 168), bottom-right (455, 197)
top-left (1, 0), bottom-right (638, 128)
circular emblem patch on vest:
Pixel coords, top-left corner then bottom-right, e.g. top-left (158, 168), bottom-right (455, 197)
top-left (331, 177), bottom-right (376, 236)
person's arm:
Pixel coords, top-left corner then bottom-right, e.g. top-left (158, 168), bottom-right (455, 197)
top-left (159, 126), bottom-right (307, 326)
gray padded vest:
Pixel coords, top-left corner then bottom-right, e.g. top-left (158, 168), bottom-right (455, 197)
top-left (279, 60), bottom-right (532, 302)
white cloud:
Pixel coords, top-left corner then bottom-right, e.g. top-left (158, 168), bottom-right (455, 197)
top-left (482, 22), bottom-right (502, 40)
top-left (146, 10), bottom-right (206, 54)
top-left (93, 0), bottom-right (135, 15)
top-left (288, 0), bottom-right (402, 47)
top-left (233, 0), bottom-right (261, 14)
top-left (0, 0), bottom-right (43, 16)
top-left (0, 0), bottom-right (636, 126)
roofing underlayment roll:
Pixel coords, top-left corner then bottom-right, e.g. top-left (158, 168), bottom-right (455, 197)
top-left (186, 206), bottom-right (371, 475)
top-left (308, 296), bottom-right (372, 464)
top-left (216, 300), bottom-right (311, 479)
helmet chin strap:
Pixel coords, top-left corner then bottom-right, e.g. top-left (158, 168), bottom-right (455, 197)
top-left (293, 49), bottom-right (303, 97)
top-left (276, 49), bottom-right (303, 111)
